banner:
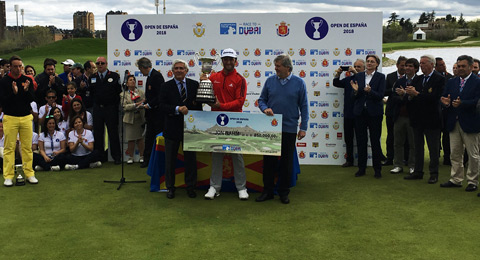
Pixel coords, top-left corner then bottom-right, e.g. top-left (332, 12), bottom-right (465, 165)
top-left (184, 111), bottom-right (282, 155)
top-left (107, 12), bottom-right (382, 165)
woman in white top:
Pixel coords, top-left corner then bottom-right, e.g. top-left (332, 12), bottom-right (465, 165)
top-left (36, 116), bottom-right (67, 171)
top-left (50, 107), bottom-right (69, 137)
top-left (0, 121), bottom-right (4, 170)
top-left (65, 115), bottom-right (101, 170)
top-left (68, 99), bottom-right (93, 131)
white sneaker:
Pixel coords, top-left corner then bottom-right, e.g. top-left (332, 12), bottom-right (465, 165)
top-left (65, 164), bottom-right (79, 170)
top-left (50, 165), bottom-right (61, 171)
top-left (27, 176), bottom-right (38, 184)
top-left (4, 179), bottom-right (13, 187)
top-left (204, 186), bottom-right (220, 200)
top-left (89, 161), bottom-right (102, 168)
top-left (127, 157), bottom-right (134, 164)
top-left (409, 168), bottom-right (415, 174)
top-left (238, 189), bottom-right (249, 200)
top-left (34, 165), bottom-right (44, 171)
top-left (139, 156), bottom-right (144, 163)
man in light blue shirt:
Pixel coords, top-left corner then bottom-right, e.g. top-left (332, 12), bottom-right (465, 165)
top-left (257, 54), bottom-right (308, 204)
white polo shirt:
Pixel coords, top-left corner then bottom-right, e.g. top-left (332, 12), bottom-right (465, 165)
top-left (68, 129), bottom-right (94, 156)
top-left (38, 131), bottom-right (66, 157)
top-left (39, 104), bottom-right (63, 119)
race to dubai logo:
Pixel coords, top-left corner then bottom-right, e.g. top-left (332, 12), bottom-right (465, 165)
top-left (265, 59), bottom-right (272, 67)
top-left (288, 48), bottom-right (294, 56)
top-left (243, 48), bottom-right (250, 56)
top-left (311, 59), bottom-right (317, 67)
top-left (243, 70), bottom-right (250, 78)
top-left (199, 48), bottom-right (206, 57)
top-left (124, 49), bottom-right (131, 57)
top-left (299, 48), bottom-right (307, 56)
top-left (121, 19), bottom-right (143, 42)
top-left (114, 49), bottom-right (120, 57)
top-left (305, 17), bottom-right (328, 40)
top-left (276, 21), bottom-right (290, 37)
top-left (333, 48), bottom-right (340, 56)
top-left (193, 22), bottom-right (205, 37)
top-left (345, 48), bottom-right (352, 56)
top-left (167, 49), bottom-right (174, 56)
top-left (254, 48), bottom-right (261, 56)
top-left (156, 49), bottom-right (162, 57)
top-left (271, 118), bottom-right (278, 126)
top-left (188, 115), bottom-right (194, 123)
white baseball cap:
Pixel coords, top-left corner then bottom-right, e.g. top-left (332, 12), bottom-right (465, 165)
top-left (221, 48), bottom-right (237, 58)
top-left (61, 59), bottom-right (75, 66)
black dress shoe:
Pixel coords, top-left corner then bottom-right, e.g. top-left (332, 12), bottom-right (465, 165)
top-left (354, 170), bottom-right (366, 177)
top-left (374, 172), bottom-right (382, 179)
top-left (465, 184), bottom-right (478, 192)
top-left (114, 159), bottom-right (121, 165)
top-left (166, 190), bottom-right (175, 199)
top-left (428, 175), bottom-right (438, 184)
top-left (440, 181), bottom-right (462, 188)
top-left (382, 159), bottom-right (393, 166)
top-left (342, 161), bottom-right (353, 168)
top-left (280, 195), bottom-right (290, 204)
top-left (140, 161), bottom-right (149, 168)
top-left (404, 173), bottom-right (423, 180)
top-left (187, 189), bottom-right (197, 198)
top-left (255, 193), bottom-right (274, 202)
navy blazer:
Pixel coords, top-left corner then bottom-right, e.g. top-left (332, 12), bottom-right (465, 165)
top-left (407, 70), bottom-right (445, 129)
top-left (159, 78), bottom-right (203, 141)
top-left (145, 68), bottom-right (165, 118)
top-left (442, 74), bottom-right (480, 133)
top-left (333, 76), bottom-right (355, 119)
top-left (352, 71), bottom-right (386, 117)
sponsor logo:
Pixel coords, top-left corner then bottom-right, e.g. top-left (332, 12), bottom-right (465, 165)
top-left (167, 70), bottom-right (173, 78)
top-left (265, 71), bottom-right (274, 77)
top-left (325, 132), bottom-right (330, 140)
top-left (326, 80), bottom-right (330, 88)
top-left (113, 60), bottom-right (132, 66)
top-left (332, 151), bottom-right (339, 159)
top-left (216, 114), bottom-right (230, 126)
top-left (288, 48), bottom-right (294, 56)
top-left (345, 48), bottom-right (352, 56)
top-left (243, 99), bottom-right (249, 107)
top-left (188, 115), bottom-right (194, 123)
top-left (293, 60), bottom-right (307, 66)
top-left (311, 132), bottom-right (318, 139)
top-left (276, 21), bottom-right (290, 37)
top-left (155, 60), bottom-right (173, 66)
top-left (121, 19), bottom-right (143, 41)
top-left (311, 59), bottom-right (317, 67)
top-left (188, 59), bottom-right (195, 67)
top-left (313, 91), bottom-right (320, 96)
top-left (312, 142), bottom-right (319, 148)
top-left (305, 17), bottom-right (329, 40)
top-left (326, 143), bottom-right (336, 148)
top-left (299, 70), bottom-right (306, 78)
top-left (243, 70), bottom-right (250, 78)
top-left (333, 121), bottom-right (340, 130)
top-left (220, 23), bottom-right (237, 34)
top-left (271, 118), bottom-right (278, 126)
top-left (265, 49), bottom-right (284, 56)
top-left (167, 49), bottom-right (174, 56)
top-left (337, 132), bottom-right (343, 140)
top-left (254, 70), bottom-right (261, 78)
top-left (177, 50), bottom-right (196, 56)
top-left (257, 81), bottom-right (262, 88)
top-left (156, 49), bottom-right (162, 57)
top-left (198, 48), bottom-right (206, 56)
top-left (210, 48), bottom-right (217, 56)
top-left (265, 59), bottom-right (272, 67)
top-left (299, 48), bottom-right (307, 56)
top-left (321, 111), bottom-right (328, 119)
top-left (322, 59), bottom-right (329, 67)
top-left (299, 151), bottom-right (306, 159)
top-left (254, 48), bottom-right (262, 56)
top-left (333, 111), bottom-right (342, 117)
top-left (242, 60), bottom-right (262, 66)
top-left (312, 81), bottom-right (319, 88)
top-left (243, 48), bottom-right (249, 56)
top-left (193, 22), bottom-right (205, 37)
top-left (333, 48), bottom-right (340, 56)
top-left (309, 71), bottom-right (330, 77)
top-left (333, 99), bottom-right (340, 108)
top-left (297, 142), bottom-right (307, 147)
top-left (254, 99), bottom-right (259, 107)
top-left (310, 110), bottom-right (317, 119)
top-left (124, 49), bottom-right (131, 57)
top-left (238, 22), bottom-right (262, 35)
top-left (114, 49), bottom-right (120, 57)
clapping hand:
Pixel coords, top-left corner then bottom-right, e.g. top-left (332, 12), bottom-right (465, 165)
top-left (440, 94), bottom-right (451, 106)
top-left (452, 96), bottom-right (461, 108)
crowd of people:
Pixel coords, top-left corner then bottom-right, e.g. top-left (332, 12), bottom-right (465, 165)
top-left (334, 54), bottom-right (480, 197)
top-left (0, 50), bottom-right (309, 205)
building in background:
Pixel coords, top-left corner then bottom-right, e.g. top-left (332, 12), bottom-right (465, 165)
top-left (73, 11), bottom-right (95, 32)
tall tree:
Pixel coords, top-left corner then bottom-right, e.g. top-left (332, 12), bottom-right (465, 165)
top-left (388, 12), bottom-right (399, 26)
top-left (418, 12), bottom-right (428, 24)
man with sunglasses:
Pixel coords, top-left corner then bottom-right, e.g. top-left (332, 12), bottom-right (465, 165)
top-left (0, 55), bottom-right (38, 187)
top-left (89, 57), bottom-right (122, 164)
top-left (35, 58), bottom-right (65, 106)
top-left (38, 89), bottom-right (62, 126)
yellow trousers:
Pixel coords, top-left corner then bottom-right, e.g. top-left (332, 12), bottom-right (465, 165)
top-left (3, 114), bottom-right (34, 180)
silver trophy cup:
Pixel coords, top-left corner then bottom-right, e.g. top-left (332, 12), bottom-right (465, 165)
top-left (194, 52), bottom-right (220, 103)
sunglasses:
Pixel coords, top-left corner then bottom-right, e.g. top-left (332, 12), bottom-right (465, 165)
top-left (47, 96), bottom-right (56, 99)
top-left (96, 62), bottom-right (106, 65)
top-left (45, 115), bottom-right (54, 119)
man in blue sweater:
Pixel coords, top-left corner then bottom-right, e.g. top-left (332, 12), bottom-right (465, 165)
top-left (256, 54), bottom-right (308, 204)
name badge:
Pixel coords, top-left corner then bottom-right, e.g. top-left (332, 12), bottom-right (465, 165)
top-left (108, 78), bottom-right (113, 83)
top-left (91, 78), bottom-right (96, 84)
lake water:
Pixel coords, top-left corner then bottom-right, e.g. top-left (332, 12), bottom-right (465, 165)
top-left (382, 47), bottom-right (480, 75)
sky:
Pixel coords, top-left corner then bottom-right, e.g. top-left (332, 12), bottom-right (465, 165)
top-left (5, 0), bottom-right (480, 31)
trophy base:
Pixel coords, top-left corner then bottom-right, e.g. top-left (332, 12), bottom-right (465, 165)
top-left (196, 97), bottom-right (216, 104)
top-left (15, 180), bottom-right (25, 186)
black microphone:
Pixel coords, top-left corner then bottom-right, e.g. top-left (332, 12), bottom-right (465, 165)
top-left (123, 70), bottom-right (130, 90)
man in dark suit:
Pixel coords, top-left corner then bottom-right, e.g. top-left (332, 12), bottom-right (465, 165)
top-left (440, 55), bottom-right (480, 192)
top-left (90, 56), bottom-right (122, 164)
top-left (137, 57), bottom-right (165, 168)
top-left (333, 59), bottom-right (365, 167)
top-left (384, 56), bottom-right (407, 166)
top-left (159, 59), bottom-right (202, 199)
top-left (350, 54), bottom-right (385, 179)
top-left (404, 55), bottom-right (445, 184)
top-left (436, 57), bottom-right (455, 165)
top-left (35, 58), bottom-right (65, 106)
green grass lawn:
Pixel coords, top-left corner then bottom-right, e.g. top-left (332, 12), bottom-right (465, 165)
top-left (383, 37), bottom-right (480, 52)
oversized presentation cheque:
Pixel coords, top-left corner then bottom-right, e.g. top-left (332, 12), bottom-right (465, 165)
top-left (184, 111), bottom-right (283, 156)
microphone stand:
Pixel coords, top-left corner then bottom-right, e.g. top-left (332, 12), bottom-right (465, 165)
top-left (104, 70), bottom-right (146, 190)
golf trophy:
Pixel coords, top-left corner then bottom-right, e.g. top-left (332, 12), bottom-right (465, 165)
top-left (15, 164), bottom-right (25, 186)
top-left (126, 21), bottom-right (138, 40)
top-left (311, 19), bottom-right (323, 39)
top-left (194, 52), bottom-right (220, 104)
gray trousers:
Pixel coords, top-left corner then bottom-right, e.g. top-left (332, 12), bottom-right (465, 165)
top-left (449, 122), bottom-right (480, 185)
top-left (210, 153), bottom-right (246, 191)
top-left (393, 116), bottom-right (415, 169)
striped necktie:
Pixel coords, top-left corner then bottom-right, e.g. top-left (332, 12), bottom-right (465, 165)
top-left (460, 78), bottom-right (466, 92)
top-left (179, 81), bottom-right (186, 103)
